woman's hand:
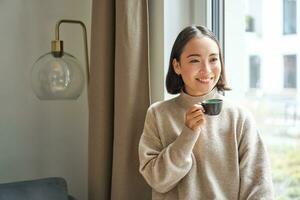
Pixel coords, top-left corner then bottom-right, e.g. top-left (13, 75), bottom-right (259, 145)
top-left (185, 104), bottom-right (206, 132)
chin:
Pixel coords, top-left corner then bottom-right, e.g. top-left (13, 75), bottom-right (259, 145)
top-left (195, 85), bottom-right (215, 95)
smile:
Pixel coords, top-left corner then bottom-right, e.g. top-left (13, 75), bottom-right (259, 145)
top-left (196, 77), bottom-right (214, 84)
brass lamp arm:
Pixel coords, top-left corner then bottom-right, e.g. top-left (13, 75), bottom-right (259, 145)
top-left (54, 19), bottom-right (90, 83)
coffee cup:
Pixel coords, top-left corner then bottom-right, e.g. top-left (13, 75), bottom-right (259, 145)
top-left (201, 99), bottom-right (223, 115)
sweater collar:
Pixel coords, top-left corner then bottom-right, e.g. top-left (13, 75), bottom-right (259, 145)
top-left (176, 87), bottom-right (220, 109)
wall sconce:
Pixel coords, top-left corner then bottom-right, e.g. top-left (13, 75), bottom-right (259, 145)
top-left (31, 19), bottom-right (90, 100)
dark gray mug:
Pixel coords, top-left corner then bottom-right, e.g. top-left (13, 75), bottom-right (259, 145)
top-left (201, 99), bottom-right (223, 115)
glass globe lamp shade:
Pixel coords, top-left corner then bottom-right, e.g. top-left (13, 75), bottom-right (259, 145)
top-left (31, 52), bottom-right (85, 100)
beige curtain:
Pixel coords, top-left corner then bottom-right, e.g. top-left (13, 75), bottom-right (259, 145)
top-left (88, 0), bottom-right (151, 199)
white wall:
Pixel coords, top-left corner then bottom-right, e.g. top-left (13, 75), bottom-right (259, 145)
top-left (0, 1), bottom-right (91, 199)
top-left (224, 0), bottom-right (247, 99)
top-left (149, 0), bottom-right (207, 102)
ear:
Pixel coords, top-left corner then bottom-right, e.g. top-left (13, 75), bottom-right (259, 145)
top-left (172, 59), bottom-right (181, 75)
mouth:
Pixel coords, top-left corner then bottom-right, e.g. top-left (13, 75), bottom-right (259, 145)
top-left (195, 77), bottom-right (214, 84)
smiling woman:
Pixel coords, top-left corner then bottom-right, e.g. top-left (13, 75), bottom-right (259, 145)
top-left (172, 36), bottom-right (221, 96)
top-left (139, 25), bottom-right (274, 200)
top-left (166, 26), bottom-right (230, 96)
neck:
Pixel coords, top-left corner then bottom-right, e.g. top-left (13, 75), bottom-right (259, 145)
top-left (176, 87), bottom-right (220, 109)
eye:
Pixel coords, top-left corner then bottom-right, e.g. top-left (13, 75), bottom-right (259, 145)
top-left (190, 59), bottom-right (200, 63)
top-left (210, 57), bottom-right (219, 63)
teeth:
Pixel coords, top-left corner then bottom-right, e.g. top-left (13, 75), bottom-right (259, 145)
top-left (197, 78), bottom-right (213, 81)
top-left (196, 77), bottom-right (214, 83)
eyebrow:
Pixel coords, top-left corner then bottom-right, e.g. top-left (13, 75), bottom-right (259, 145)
top-left (186, 53), bottom-right (219, 58)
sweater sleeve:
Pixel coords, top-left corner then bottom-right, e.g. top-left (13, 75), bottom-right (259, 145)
top-left (238, 111), bottom-right (274, 200)
top-left (138, 106), bottom-right (200, 194)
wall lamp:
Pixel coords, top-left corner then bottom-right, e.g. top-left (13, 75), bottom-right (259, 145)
top-left (31, 19), bottom-right (90, 100)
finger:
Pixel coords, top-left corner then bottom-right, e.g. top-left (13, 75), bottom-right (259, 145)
top-left (189, 114), bottom-right (205, 126)
top-left (186, 108), bottom-right (198, 121)
top-left (187, 104), bottom-right (203, 113)
top-left (196, 116), bottom-right (205, 124)
top-left (195, 104), bottom-right (205, 113)
top-left (188, 109), bottom-right (204, 119)
top-left (192, 118), bottom-right (205, 130)
top-left (191, 104), bottom-right (205, 114)
top-left (186, 112), bottom-right (200, 123)
top-left (193, 114), bottom-right (205, 124)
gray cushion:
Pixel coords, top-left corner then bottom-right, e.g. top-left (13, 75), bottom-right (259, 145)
top-left (0, 177), bottom-right (69, 200)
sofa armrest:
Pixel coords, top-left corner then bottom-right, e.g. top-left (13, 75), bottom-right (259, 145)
top-left (68, 195), bottom-right (77, 200)
top-left (0, 177), bottom-right (73, 200)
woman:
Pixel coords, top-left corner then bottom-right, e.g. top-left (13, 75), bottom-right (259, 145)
top-left (139, 25), bottom-right (274, 200)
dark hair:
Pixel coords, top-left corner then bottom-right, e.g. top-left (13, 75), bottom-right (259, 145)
top-left (166, 25), bottom-right (231, 94)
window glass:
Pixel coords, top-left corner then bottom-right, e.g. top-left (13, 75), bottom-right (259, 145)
top-left (283, 0), bottom-right (297, 34)
top-left (225, 0), bottom-right (300, 199)
top-left (284, 55), bottom-right (297, 88)
top-left (249, 55), bottom-right (261, 88)
top-left (245, 15), bottom-right (255, 32)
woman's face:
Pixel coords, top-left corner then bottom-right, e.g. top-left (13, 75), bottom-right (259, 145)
top-left (173, 36), bottom-right (221, 96)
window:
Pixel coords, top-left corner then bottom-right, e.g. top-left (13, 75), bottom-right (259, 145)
top-left (249, 56), bottom-right (261, 88)
top-left (283, 0), bottom-right (297, 35)
top-left (225, 0), bottom-right (300, 199)
top-left (245, 15), bottom-right (255, 32)
top-left (284, 55), bottom-right (297, 88)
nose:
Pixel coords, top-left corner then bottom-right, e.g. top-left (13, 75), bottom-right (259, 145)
top-left (199, 61), bottom-right (212, 75)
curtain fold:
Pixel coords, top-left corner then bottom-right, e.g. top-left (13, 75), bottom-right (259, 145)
top-left (88, 0), bottom-right (115, 199)
top-left (111, 0), bottom-right (151, 199)
top-left (89, 0), bottom-right (151, 199)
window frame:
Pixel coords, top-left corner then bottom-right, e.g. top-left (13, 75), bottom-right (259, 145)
top-left (211, 0), bottom-right (225, 54)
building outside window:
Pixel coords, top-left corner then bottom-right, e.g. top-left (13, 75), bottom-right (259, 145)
top-left (284, 55), bottom-right (297, 88)
top-left (225, 0), bottom-right (300, 199)
top-left (283, 0), bottom-right (297, 35)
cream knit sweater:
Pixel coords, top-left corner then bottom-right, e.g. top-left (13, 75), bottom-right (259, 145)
top-left (139, 88), bottom-right (274, 200)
